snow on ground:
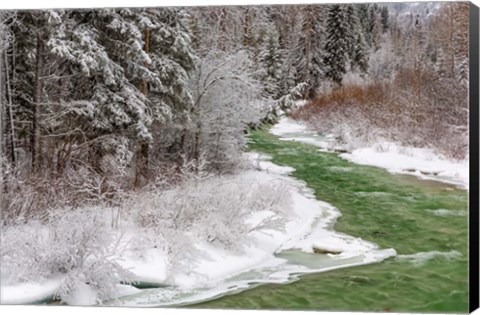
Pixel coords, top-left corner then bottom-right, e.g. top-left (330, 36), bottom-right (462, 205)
top-left (340, 143), bottom-right (469, 189)
top-left (0, 277), bottom-right (63, 305)
top-left (0, 277), bottom-right (141, 305)
top-left (118, 247), bottom-right (168, 285)
top-left (270, 118), bottom-right (331, 150)
top-left (271, 117), bottom-right (469, 189)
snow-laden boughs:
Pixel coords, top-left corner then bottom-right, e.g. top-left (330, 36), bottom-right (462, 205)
top-left (137, 8), bottom-right (196, 118)
top-left (131, 173), bottom-right (291, 253)
top-left (184, 50), bottom-right (262, 172)
top-left (3, 7), bottom-right (198, 193)
top-left (0, 208), bottom-right (133, 304)
top-left (259, 29), bottom-right (283, 99)
top-left (293, 6), bottom-right (325, 99)
top-left (323, 5), bottom-right (350, 86)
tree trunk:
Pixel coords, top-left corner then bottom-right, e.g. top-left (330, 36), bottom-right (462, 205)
top-left (243, 8), bottom-right (250, 47)
top-left (32, 33), bottom-right (44, 174)
top-left (176, 127), bottom-right (187, 172)
top-left (193, 121), bottom-right (201, 164)
top-left (4, 50), bottom-right (16, 168)
top-left (134, 28), bottom-right (150, 187)
top-left (220, 8), bottom-right (228, 51)
top-left (303, 8), bottom-right (313, 99)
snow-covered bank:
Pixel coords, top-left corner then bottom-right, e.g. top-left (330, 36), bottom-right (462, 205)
top-left (0, 278), bottom-right (62, 305)
top-left (111, 153), bottom-right (395, 307)
top-left (340, 143), bottom-right (469, 189)
top-left (0, 150), bottom-right (395, 307)
top-left (271, 117), bottom-right (469, 189)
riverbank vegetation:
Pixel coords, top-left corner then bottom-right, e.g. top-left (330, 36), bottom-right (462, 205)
top-left (291, 2), bottom-right (469, 160)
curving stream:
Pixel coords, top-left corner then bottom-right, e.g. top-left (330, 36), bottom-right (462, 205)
top-left (189, 125), bottom-right (468, 313)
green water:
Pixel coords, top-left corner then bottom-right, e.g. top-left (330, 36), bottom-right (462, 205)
top-left (192, 128), bottom-right (469, 313)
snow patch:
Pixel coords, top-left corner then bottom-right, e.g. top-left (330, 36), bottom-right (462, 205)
top-left (0, 277), bottom-right (62, 305)
top-left (340, 143), bottom-right (468, 189)
top-left (270, 117), bottom-right (308, 135)
top-left (271, 117), bottom-right (469, 190)
top-left (62, 282), bottom-right (97, 306)
top-left (118, 248), bottom-right (168, 285)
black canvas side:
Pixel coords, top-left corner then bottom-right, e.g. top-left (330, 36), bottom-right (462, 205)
top-left (470, 1), bottom-right (480, 313)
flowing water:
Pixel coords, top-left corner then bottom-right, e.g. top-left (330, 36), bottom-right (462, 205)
top-left (189, 128), bottom-right (468, 313)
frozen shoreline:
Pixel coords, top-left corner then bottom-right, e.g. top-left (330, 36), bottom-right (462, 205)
top-left (112, 152), bottom-right (395, 307)
top-left (271, 117), bottom-right (469, 190)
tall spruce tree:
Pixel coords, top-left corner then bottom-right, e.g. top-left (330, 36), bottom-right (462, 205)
top-left (367, 4), bottom-right (381, 51)
top-left (381, 6), bottom-right (389, 33)
top-left (294, 6), bottom-right (325, 99)
top-left (323, 5), bottom-right (349, 86)
top-left (353, 32), bottom-right (369, 74)
top-left (259, 29), bottom-right (283, 99)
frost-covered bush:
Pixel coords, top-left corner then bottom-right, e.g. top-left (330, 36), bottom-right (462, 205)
top-left (130, 175), bottom-right (291, 252)
top-left (0, 161), bottom-right (128, 227)
top-left (0, 207), bottom-right (131, 304)
top-left (291, 77), bottom-right (468, 159)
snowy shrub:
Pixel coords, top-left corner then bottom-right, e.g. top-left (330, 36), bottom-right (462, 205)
top-left (130, 175), bottom-right (291, 255)
top-left (0, 207), bottom-right (132, 304)
top-left (1, 164), bottom-right (39, 225)
top-left (291, 78), bottom-right (468, 160)
top-left (0, 221), bottom-right (51, 284)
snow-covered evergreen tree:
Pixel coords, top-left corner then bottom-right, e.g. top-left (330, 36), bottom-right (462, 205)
top-left (268, 6), bottom-right (302, 94)
top-left (353, 32), bottom-right (369, 74)
top-left (356, 4), bottom-right (381, 51)
top-left (259, 29), bottom-right (283, 99)
top-left (323, 5), bottom-right (349, 86)
top-left (381, 6), bottom-right (390, 33)
top-left (294, 6), bottom-right (325, 98)
top-left (367, 4), bottom-right (381, 51)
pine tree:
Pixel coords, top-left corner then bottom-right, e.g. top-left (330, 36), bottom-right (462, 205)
top-left (367, 4), bottom-right (381, 51)
top-left (323, 5), bottom-right (349, 86)
top-left (353, 32), bottom-right (369, 74)
top-left (381, 6), bottom-right (389, 33)
top-left (344, 5), bottom-right (358, 65)
top-left (356, 4), bottom-right (381, 51)
top-left (294, 6), bottom-right (325, 99)
top-left (9, 11), bottom-right (66, 173)
top-left (269, 6), bottom-right (302, 94)
top-left (259, 29), bottom-right (283, 99)
top-left (7, 8), bottom-right (196, 182)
